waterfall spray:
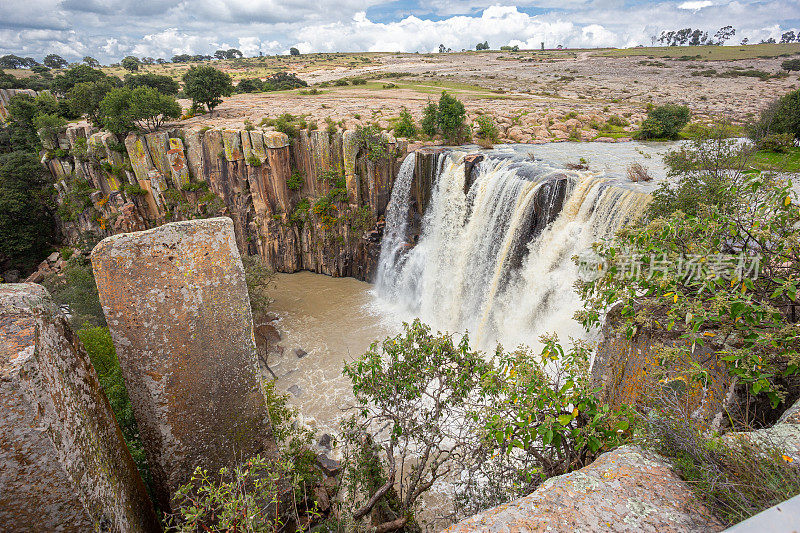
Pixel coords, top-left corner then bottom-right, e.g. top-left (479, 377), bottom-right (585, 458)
top-left (375, 149), bottom-right (652, 351)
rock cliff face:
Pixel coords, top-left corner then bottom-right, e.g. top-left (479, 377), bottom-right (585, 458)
top-left (44, 124), bottom-right (410, 281)
top-left (91, 218), bottom-right (279, 512)
top-left (443, 445), bottom-right (722, 533)
top-left (0, 283), bottom-right (160, 533)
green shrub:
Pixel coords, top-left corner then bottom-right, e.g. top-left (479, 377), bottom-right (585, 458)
top-left (350, 78), bottom-right (366, 85)
top-left (606, 115), bottom-right (628, 127)
top-left (334, 79), bottom-right (349, 86)
top-left (474, 114), bottom-right (499, 142)
top-left (242, 255), bottom-right (274, 319)
top-left (355, 125), bottom-right (389, 160)
top-left (43, 256), bottom-right (106, 328)
top-left (421, 101), bottom-right (438, 136)
top-left (436, 91), bottom-right (467, 142)
top-left (782, 59), bottom-right (800, 72)
top-left (168, 381), bottom-right (320, 532)
top-left (751, 89), bottom-right (800, 142)
top-left (341, 320), bottom-right (633, 526)
top-left (77, 326), bottom-right (152, 496)
top-left (236, 78), bottom-right (264, 93)
top-left (578, 130), bottom-right (800, 413)
top-left (60, 247), bottom-right (74, 260)
top-left (182, 65), bottom-right (233, 113)
top-left (635, 104), bottom-right (691, 140)
top-left (287, 170), bottom-right (304, 190)
top-left (290, 198), bottom-right (310, 227)
top-left (123, 183), bottom-right (148, 196)
top-left (758, 132), bottom-right (795, 153)
top-left (247, 154), bottom-right (263, 166)
top-left (393, 108), bottom-right (417, 138)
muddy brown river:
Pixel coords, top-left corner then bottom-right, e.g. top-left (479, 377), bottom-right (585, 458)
top-left (268, 271), bottom-right (394, 436)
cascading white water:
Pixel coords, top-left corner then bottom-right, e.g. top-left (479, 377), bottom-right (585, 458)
top-left (374, 149), bottom-right (652, 351)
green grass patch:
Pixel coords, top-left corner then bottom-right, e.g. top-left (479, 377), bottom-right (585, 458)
top-left (749, 147), bottom-right (800, 173)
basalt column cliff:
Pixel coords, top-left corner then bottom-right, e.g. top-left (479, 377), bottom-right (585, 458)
top-left (42, 124), bottom-right (409, 281)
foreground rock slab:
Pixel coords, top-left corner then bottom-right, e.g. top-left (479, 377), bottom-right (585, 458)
top-left (443, 445), bottom-right (722, 533)
top-left (91, 217), bottom-right (276, 511)
top-left (0, 284), bottom-right (160, 533)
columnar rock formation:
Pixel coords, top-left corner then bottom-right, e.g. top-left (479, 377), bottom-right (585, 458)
top-left (90, 217), bottom-right (278, 511)
top-left (443, 445), bottom-right (722, 533)
top-left (45, 123), bottom-right (409, 281)
top-left (0, 88), bottom-right (37, 120)
top-left (0, 283), bottom-right (160, 533)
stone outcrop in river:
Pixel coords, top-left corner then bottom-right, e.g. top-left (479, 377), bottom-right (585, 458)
top-left (0, 283), bottom-right (160, 533)
top-left (91, 217), bottom-right (278, 511)
top-left (43, 123), bottom-right (411, 281)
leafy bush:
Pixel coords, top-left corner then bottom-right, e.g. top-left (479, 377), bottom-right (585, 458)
top-left (99, 86), bottom-right (181, 134)
top-left (236, 78), bottom-right (264, 93)
top-left (635, 104), bottom-right (691, 140)
top-left (0, 150), bottom-right (55, 271)
top-left (290, 198), bottom-right (310, 227)
top-left (247, 154), bottom-right (263, 166)
top-left (751, 89), bottom-right (800, 142)
top-left (421, 101), bottom-right (438, 136)
top-left (782, 59), bottom-right (800, 72)
top-left (436, 91), bottom-right (467, 142)
top-left (287, 170), bottom-right (304, 191)
top-left (77, 326), bottom-right (150, 489)
top-left (242, 254), bottom-right (274, 320)
top-left (350, 78), bottom-right (366, 85)
top-left (123, 183), bottom-right (148, 196)
top-left (43, 256), bottom-right (106, 328)
top-left (340, 320), bottom-right (633, 527)
top-left (578, 130), bottom-right (800, 415)
top-left (606, 115), bottom-right (629, 127)
top-left (67, 79), bottom-right (115, 126)
top-left (758, 132), bottom-right (795, 153)
top-left (262, 72), bottom-right (307, 91)
top-left (168, 382), bottom-right (322, 532)
top-left (393, 108), bottom-right (417, 138)
top-left (474, 114), bottom-right (499, 142)
top-left (355, 125), bottom-right (389, 160)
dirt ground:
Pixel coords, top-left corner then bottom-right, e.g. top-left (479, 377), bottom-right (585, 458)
top-left (176, 48), bottom-right (800, 143)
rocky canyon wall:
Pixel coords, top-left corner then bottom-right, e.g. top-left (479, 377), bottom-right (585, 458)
top-left (42, 122), bottom-right (411, 281)
top-left (0, 284), bottom-right (160, 533)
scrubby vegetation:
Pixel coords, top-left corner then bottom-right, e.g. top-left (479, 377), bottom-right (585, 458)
top-left (635, 103), bottom-right (691, 140)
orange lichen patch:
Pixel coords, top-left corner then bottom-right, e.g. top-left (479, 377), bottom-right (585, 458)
top-left (0, 284), bottom-right (160, 532)
top-left (444, 445), bottom-right (722, 532)
top-left (90, 217), bottom-right (277, 512)
top-left (593, 327), bottom-right (730, 424)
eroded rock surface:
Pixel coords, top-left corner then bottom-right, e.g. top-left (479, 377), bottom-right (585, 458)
top-left (0, 283), bottom-right (160, 533)
top-left (91, 217), bottom-right (277, 511)
top-left (443, 445), bottom-right (722, 533)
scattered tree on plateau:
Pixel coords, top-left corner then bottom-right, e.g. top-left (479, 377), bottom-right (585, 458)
top-left (182, 65), bottom-right (233, 113)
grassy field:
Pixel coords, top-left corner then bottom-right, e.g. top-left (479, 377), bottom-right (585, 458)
top-left (598, 43), bottom-right (800, 61)
top-left (749, 147), bottom-right (800, 173)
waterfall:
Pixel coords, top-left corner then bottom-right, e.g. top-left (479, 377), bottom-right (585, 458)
top-left (374, 152), bottom-right (416, 289)
top-left (374, 149), bottom-right (652, 351)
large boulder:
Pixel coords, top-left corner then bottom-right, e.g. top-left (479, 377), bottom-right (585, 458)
top-left (0, 284), bottom-right (160, 532)
top-left (91, 217), bottom-right (277, 511)
top-left (443, 445), bottom-right (722, 533)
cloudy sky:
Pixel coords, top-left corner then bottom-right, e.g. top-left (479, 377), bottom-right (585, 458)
top-left (1, 0), bottom-right (799, 63)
